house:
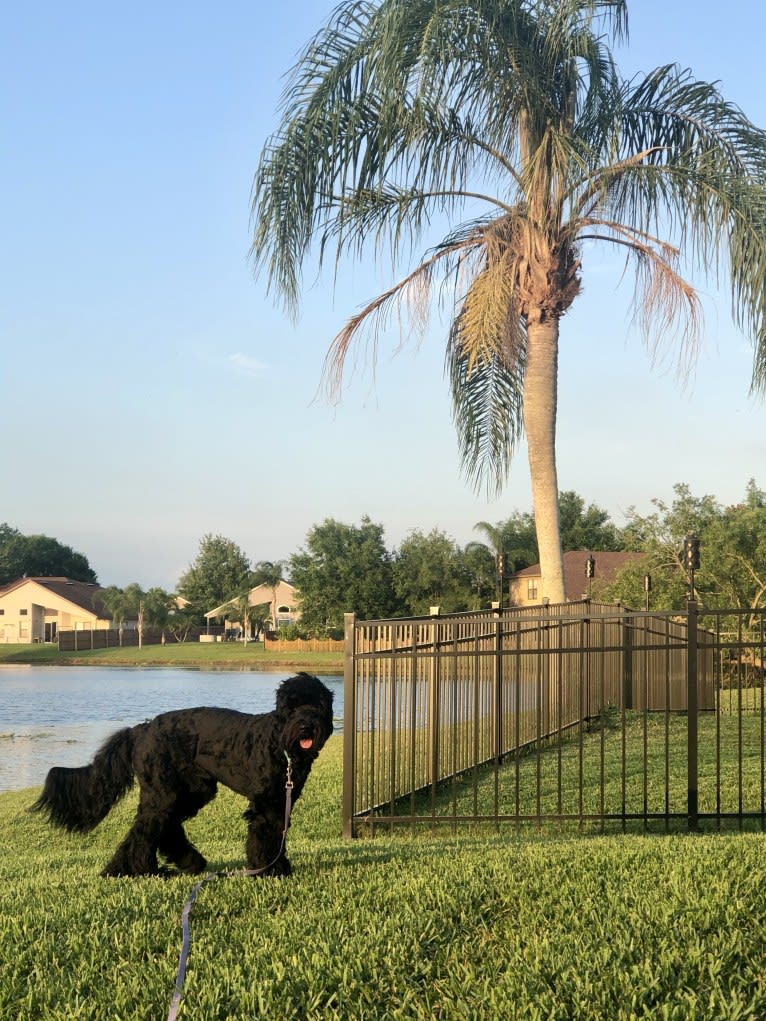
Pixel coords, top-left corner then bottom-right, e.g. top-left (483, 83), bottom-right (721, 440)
top-left (204, 580), bottom-right (301, 637)
top-left (0, 577), bottom-right (110, 643)
top-left (508, 550), bottom-right (642, 607)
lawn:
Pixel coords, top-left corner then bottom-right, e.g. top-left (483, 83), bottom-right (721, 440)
top-left (3, 736), bottom-right (766, 1019)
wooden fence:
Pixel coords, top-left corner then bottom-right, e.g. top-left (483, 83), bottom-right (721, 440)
top-left (57, 627), bottom-right (202, 650)
top-left (262, 637), bottom-right (345, 653)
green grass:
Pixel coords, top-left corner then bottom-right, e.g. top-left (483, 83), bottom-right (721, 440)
top-left (365, 707), bottom-right (766, 834)
top-left (0, 642), bottom-right (343, 672)
top-left (4, 737), bottom-right (766, 1019)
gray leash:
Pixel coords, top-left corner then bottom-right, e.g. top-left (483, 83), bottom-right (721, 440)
top-left (166, 753), bottom-right (294, 1021)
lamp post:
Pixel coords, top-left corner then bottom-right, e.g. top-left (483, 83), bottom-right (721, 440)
top-left (585, 555), bottom-right (596, 599)
top-left (683, 534), bottom-right (701, 600)
top-left (643, 574), bottom-right (652, 612)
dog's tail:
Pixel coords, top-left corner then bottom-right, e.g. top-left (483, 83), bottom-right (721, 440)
top-left (31, 727), bottom-right (137, 832)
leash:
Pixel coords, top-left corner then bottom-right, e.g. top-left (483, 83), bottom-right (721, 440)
top-left (166, 752), bottom-right (295, 1021)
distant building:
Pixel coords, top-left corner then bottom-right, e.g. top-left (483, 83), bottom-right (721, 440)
top-left (204, 580), bottom-right (301, 637)
top-left (508, 551), bottom-right (642, 606)
top-left (0, 577), bottom-right (110, 643)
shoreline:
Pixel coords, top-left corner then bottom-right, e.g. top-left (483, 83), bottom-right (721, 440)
top-left (0, 643), bottom-right (344, 674)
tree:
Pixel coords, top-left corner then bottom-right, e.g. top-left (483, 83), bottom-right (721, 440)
top-left (473, 514), bottom-right (538, 570)
top-left (98, 584), bottom-right (176, 646)
top-left (252, 560), bottom-right (287, 631)
top-left (462, 541), bottom-right (498, 610)
top-left (558, 491), bottom-right (623, 552)
top-left (176, 534), bottom-right (251, 621)
top-left (472, 492), bottom-right (621, 597)
top-left (251, 0), bottom-right (766, 605)
top-left (692, 480), bottom-right (766, 612)
top-left (289, 518), bottom-right (397, 630)
top-left (393, 529), bottom-right (475, 615)
top-left (0, 527), bottom-right (97, 585)
top-left (608, 483), bottom-right (722, 608)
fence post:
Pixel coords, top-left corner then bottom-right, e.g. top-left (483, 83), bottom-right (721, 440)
top-left (494, 603), bottom-right (503, 763)
top-left (342, 612), bottom-right (357, 840)
top-left (687, 599), bottom-right (699, 832)
top-left (622, 612), bottom-right (634, 711)
top-left (429, 607), bottom-right (441, 799)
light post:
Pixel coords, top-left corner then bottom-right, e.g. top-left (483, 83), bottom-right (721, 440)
top-left (585, 555), bottom-right (596, 599)
top-left (683, 534), bottom-right (701, 600)
top-left (643, 573), bottom-right (652, 612)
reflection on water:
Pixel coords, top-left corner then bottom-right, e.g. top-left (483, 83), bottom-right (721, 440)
top-left (0, 666), bottom-right (343, 793)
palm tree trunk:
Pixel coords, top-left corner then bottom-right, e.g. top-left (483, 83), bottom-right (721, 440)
top-left (524, 317), bottom-right (565, 604)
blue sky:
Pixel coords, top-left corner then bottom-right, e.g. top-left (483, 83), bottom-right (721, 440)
top-left (3, 1), bottom-right (766, 590)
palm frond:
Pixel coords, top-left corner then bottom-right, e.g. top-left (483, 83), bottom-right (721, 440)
top-left (446, 258), bottom-right (527, 497)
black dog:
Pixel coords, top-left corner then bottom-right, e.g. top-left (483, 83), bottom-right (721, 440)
top-left (31, 673), bottom-right (333, 878)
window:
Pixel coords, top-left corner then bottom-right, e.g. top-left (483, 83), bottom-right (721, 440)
top-left (527, 580), bottom-right (538, 601)
top-left (20, 608), bottom-right (28, 616)
top-left (0, 609), bottom-right (4, 615)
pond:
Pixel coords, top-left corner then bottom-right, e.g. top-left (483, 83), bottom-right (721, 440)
top-left (0, 666), bottom-right (344, 793)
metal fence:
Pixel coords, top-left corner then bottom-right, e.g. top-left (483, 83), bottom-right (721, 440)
top-left (342, 601), bottom-right (766, 836)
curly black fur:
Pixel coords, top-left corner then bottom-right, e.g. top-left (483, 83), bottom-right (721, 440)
top-left (31, 673), bottom-right (333, 878)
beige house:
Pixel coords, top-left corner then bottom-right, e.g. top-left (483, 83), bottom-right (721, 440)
top-left (204, 580), bottom-right (301, 637)
top-left (0, 577), bottom-right (110, 643)
top-left (508, 551), bottom-right (642, 607)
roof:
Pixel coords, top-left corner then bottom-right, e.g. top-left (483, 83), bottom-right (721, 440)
top-left (205, 579), bottom-right (298, 620)
top-left (511, 551), bottom-right (642, 601)
top-left (0, 576), bottom-right (107, 616)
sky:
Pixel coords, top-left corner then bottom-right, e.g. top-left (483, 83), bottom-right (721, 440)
top-left (2, 1), bottom-right (766, 591)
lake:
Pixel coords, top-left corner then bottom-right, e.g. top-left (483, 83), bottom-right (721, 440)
top-left (0, 666), bottom-right (344, 793)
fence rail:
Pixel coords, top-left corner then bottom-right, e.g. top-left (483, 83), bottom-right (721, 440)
top-left (342, 601), bottom-right (765, 837)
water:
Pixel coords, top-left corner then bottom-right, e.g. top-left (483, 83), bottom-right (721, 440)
top-left (0, 666), bottom-right (343, 792)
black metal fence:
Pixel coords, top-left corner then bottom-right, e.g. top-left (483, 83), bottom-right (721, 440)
top-left (342, 602), bottom-right (766, 836)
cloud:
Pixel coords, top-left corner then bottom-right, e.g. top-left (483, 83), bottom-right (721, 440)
top-left (229, 353), bottom-right (268, 378)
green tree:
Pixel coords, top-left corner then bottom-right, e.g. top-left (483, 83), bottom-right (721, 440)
top-left (97, 584), bottom-right (176, 646)
top-left (177, 534), bottom-right (251, 622)
top-left (251, 0), bottom-right (766, 605)
top-left (472, 493), bottom-right (621, 599)
top-left (289, 517), bottom-right (397, 630)
top-left (393, 529), bottom-right (474, 615)
top-left (462, 541), bottom-right (498, 610)
top-left (473, 514), bottom-right (538, 574)
top-left (98, 586), bottom-right (133, 629)
top-left (252, 560), bottom-right (287, 631)
top-left (608, 483), bottom-right (721, 608)
top-left (558, 491), bottom-right (623, 552)
top-left (696, 480), bottom-right (766, 611)
top-left (0, 530), bottom-right (97, 586)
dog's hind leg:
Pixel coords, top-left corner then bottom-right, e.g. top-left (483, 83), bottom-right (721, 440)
top-left (157, 821), bottom-right (207, 874)
top-left (101, 786), bottom-right (178, 877)
top-left (102, 816), bottom-right (163, 877)
top-left (156, 785), bottom-right (216, 874)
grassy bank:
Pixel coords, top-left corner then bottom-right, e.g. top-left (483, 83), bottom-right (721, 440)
top-left (0, 642), bottom-right (343, 673)
top-left (3, 737), bottom-right (766, 1019)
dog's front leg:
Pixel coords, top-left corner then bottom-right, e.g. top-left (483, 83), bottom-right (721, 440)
top-left (243, 801), bottom-right (291, 877)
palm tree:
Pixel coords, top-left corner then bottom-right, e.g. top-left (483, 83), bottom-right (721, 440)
top-left (251, 0), bottom-right (766, 602)
top-left (251, 560), bottom-right (286, 631)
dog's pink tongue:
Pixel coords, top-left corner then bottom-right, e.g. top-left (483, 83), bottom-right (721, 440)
top-left (300, 738), bottom-right (313, 750)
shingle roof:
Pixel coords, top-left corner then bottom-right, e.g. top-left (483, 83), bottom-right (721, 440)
top-left (0, 577), bottom-right (107, 616)
top-left (511, 551), bottom-right (642, 600)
